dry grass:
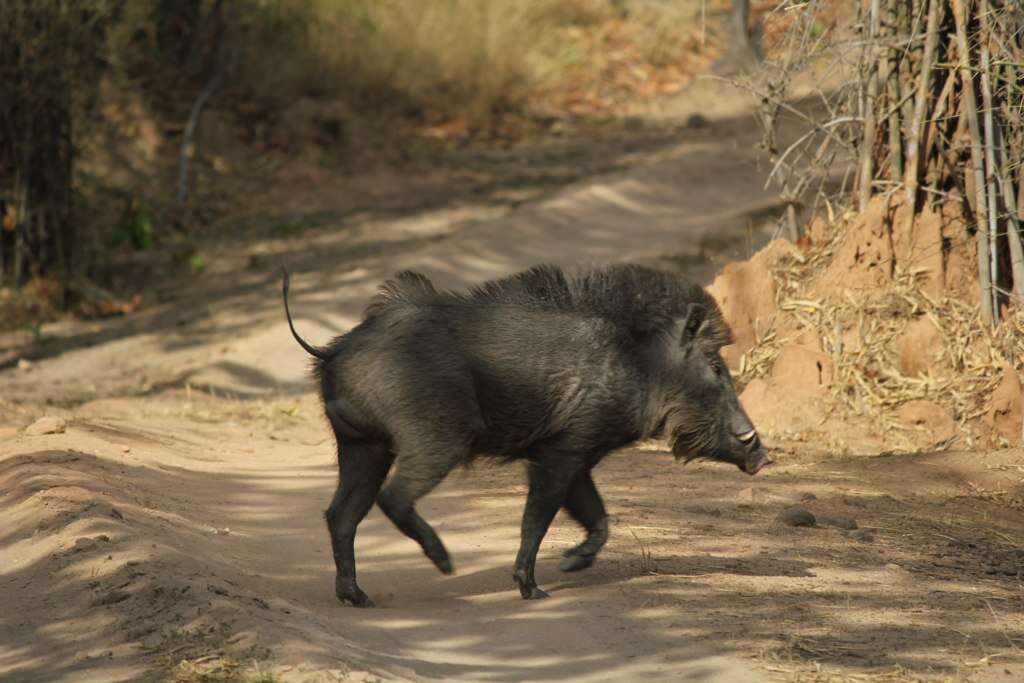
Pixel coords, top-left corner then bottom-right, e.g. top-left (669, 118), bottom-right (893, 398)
top-left (235, 0), bottom-right (714, 127)
top-left (238, 0), bottom-right (555, 120)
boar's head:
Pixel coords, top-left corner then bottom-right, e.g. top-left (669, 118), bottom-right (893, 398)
top-left (660, 303), bottom-right (771, 476)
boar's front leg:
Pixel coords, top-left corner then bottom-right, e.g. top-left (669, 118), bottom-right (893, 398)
top-left (376, 449), bottom-right (462, 575)
top-left (513, 453), bottom-right (584, 599)
top-left (558, 469), bottom-right (609, 573)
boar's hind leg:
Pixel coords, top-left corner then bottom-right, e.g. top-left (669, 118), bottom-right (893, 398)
top-left (376, 453), bottom-right (462, 575)
top-left (514, 454), bottom-right (584, 599)
top-left (558, 470), bottom-right (609, 573)
top-left (326, 439), bottom-right (391, 607)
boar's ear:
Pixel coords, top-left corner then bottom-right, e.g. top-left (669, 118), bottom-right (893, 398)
top-left (675, 303), bottom-right (707, 349)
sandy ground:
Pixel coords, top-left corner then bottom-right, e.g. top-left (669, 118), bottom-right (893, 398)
top-left (2, 79), bottom-right (1024, 682)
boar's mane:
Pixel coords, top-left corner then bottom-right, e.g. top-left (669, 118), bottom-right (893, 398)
top-left (367, 264), bottom-right (733, 350)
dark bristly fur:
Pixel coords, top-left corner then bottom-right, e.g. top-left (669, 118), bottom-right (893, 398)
top-left (282, 263), bottom-right (767, 607)
top-left (365, 263), bottom-right (733, 349)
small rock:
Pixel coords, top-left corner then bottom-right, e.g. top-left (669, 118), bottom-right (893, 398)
top-left (623, 116), bottom-right (645, 131)
top-left (109, 507), bottom-right (125, 521)
top-left (125, 626), bottom-right (154, 641)
top-left (17, 358), bottom-right (33, 372)
top-left (884, 562), bottom-right (901, 571)
top-left (121, 445), bottom-right (131, 454)
top-left (208, 583), bottom-right (229, 596)
top-left (853, 530), bottom-right (875, 543)
top-left (92, 589), bottom-right (130, 606)
top-left (776, 506), bottom-right (816, 527)
top-left (25, 416), bottom-right (66, 436)
top-left (799, 492), bottom-right (818, 502)
top-left (821, 515), bottom-right (858, 530)
top-left (686, 113), bottom-right (710, 128)
top-left (140, 632), bottom-right (163, 649)
top-left (73, 537), bottom-right (98, 552)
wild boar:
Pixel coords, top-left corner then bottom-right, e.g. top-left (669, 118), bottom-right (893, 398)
top-left (283, 263), bottom-right (769, 606)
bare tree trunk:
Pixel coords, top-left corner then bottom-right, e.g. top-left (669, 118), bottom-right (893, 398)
top-left (715, 0), bottom-right (762, 73)
top-left (731, 0), bottom-right (752, 50)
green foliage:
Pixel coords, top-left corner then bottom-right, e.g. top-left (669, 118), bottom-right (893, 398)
top-left (188, 252), bottom-right (206, 274)
top-left (111, 200), bottom-right (155, 250)
top-left (24, 321), bottom-right (43, 342)
top-left (269, 220), bottom-right (305, 239)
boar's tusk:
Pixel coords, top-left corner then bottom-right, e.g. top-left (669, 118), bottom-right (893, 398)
top-left (738, 430), bottom-right (757, 443)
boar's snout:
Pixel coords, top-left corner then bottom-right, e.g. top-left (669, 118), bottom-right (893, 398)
top-left (741, 447), bottom-right (773, 475)
top-left (730, 418), bottom-right (772, 475)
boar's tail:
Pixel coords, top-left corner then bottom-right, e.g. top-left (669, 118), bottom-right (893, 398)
top-left (281, 268), bottom-right (332, 361)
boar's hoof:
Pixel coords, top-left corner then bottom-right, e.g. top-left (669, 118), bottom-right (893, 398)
top-left (559, 551), bottom-right (596, 573)
top-left (335, 578), bottom-right (373, 607)
top-left (427, 549), bottom-right (454, 575)
top-left (513, 572), bottom-right (550, 600)
top-left (521, 586), bottom-right (550, 600)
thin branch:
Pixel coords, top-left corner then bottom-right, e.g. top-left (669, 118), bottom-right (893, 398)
top-left (701, 75), bottom-right (856, 154)
top-left (177, 32), bottom-right (231, 208)
top-left (922, 67), bottom-right (958, 160)
top-left (764, 117), bottom-right (861, 191)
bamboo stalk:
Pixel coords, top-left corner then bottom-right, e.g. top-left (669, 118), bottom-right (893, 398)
top-left (858, 0), bottom-right (882, 211)
top-left (900, 0), bottom-right (924, 139)
top-left (996, 122), bottom-right (1024, 301)
top-left (980, 0), bottom-right (1000, 321)
top-left (1019, 161), bottom-right (1024, 225)
top-left (904, 0), bottom-right (940, 207)
top-left (882, 0), bottom-right (903, 182)
top-left (922, 67), bottom-right (957, 161)
top-left (952, 0), bottom-right (994, 325)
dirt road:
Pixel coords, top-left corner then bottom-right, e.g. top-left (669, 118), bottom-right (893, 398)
top-left (2, 80), bottom-right (1023, 682)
